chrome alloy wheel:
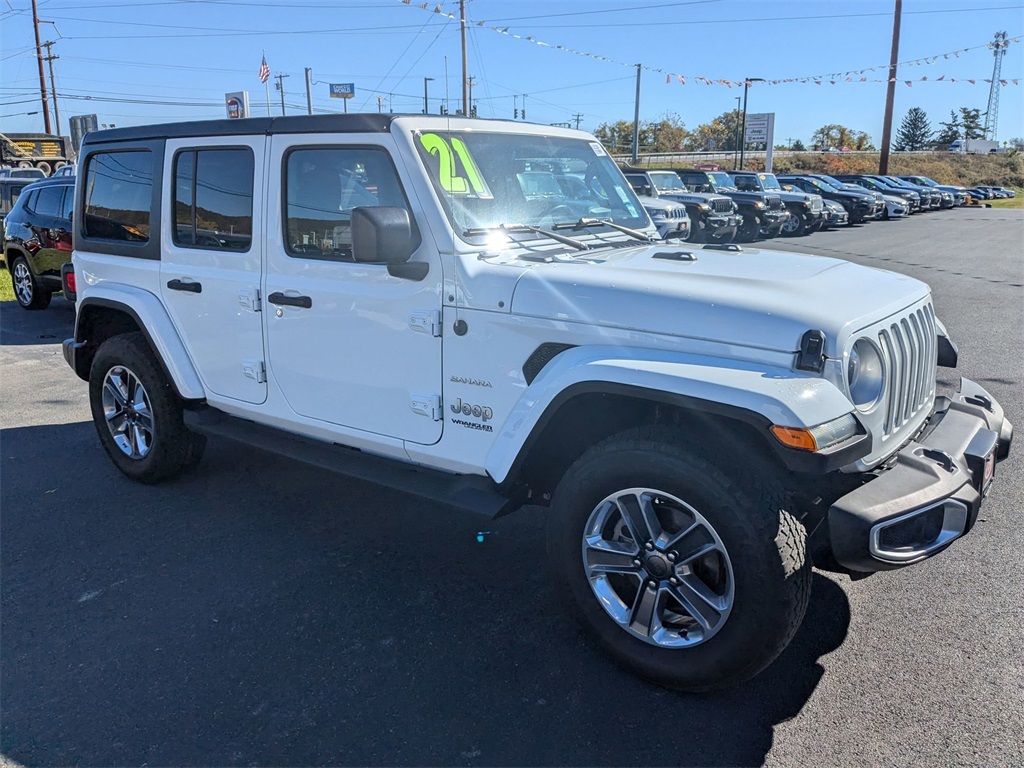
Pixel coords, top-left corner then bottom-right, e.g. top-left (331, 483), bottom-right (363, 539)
top-left (12, 261), bottom-right (33, 305)
top-left (101, 365), bottom-right (155, 459)
top-left (581, 488), bottom-right (734, 648)
top-left (780, 213), bottom-right (801, 234)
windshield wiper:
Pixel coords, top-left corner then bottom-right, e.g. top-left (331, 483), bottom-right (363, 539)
top-left (463, 223), bottom-right (589, 251)
top-left (557, 217), bottom-right (653, 242)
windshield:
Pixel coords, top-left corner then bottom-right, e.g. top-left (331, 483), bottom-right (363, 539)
top-left (757, 173), bottom-right (783, 191)
top-left (815, 174), bottom-right (846, 188)
top-left (807, 178), bottom-right (840, 193)
top-left (912, 177), bottom-right (938, 187)
top-left (414, 131), bottom-right (647, 237)
top-left (649, 172), bottom-right (688, 192)
top-left (708, 172), bottom-right (737, 191)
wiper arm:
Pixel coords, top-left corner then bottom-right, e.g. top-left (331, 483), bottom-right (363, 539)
top-left (561, 217), bottom-right (653, 242)
top-left (462, 223), bottom-right (589, 251)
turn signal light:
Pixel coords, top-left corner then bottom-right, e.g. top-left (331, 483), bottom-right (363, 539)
top-left (770, 425), bottom-right (818, 451)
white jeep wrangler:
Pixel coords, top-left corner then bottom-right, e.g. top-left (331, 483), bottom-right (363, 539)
top-left (63, 115), bottom-right (1012, 692)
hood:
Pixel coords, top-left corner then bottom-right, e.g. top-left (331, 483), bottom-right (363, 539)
top-left (658, 190), bottom-right (730, 206)
top-left (637, 195), bottom-right (685, 213)
top-left (719, 190), bottom-right (769, 204)
top-left (509, 243), bottom-right (928, 356)
top-left (777, 191), bottom-right (816, 204)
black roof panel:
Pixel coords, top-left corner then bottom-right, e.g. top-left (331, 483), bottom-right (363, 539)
top-left (81, 113), bottom-right (398, 146)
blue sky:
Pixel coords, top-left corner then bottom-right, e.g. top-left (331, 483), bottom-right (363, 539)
top-left (2, 0), bottom-right (1022, 146)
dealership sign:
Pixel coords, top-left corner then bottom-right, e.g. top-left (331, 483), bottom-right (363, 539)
top-left (329, 83), bottom-right (355, 99)
top-left (225, 91), bottom-right (251, 119)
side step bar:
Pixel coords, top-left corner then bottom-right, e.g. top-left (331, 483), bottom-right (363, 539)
top-left (183, 407), bottom-right (516, 519)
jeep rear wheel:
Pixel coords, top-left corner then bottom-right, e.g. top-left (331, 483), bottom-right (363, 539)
top-left (89, 332), bottom-right (205, 484)
top-left (781, 211), bottom-right (808, 236)
top-left (547, 426), bottom-right (810, 692)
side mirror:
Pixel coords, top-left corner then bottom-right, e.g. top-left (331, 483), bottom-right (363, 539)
top-left (351, 206), bottom-right (426, 280)
top-left (351, 206), bottom-right (417, 265)
top-left (640, 185), bottom-right (652, 196)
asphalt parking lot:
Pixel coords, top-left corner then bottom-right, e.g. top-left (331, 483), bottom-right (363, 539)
top-left (2, 208), bottom-right (1022, 767)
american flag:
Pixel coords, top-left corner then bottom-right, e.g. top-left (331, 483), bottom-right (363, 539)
top-left (259, 55), bottom-right (270, 84)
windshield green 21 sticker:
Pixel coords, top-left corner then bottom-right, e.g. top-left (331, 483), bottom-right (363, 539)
top-left (420, 133), bottom-right (492, 198)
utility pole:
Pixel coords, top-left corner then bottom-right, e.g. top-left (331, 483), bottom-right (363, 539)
top-left (878, 0), bottom-right (902, 174)
top-left (467, 76), bottom-right (476, 117)
top-left (423, 76), bottom-right (434, 113)
top-left (42, 41), bottom-right (60, 135)
top-left (631, 63), bottom-right (641, 165)
top-left (304, 68), bottom-right (313, 115)
top-left (460, 0), bottom-right (469, 116)
top-left (274, 73), bottom-right (289, 116)
top-left (733, 95), bottom-right (741, 169)
top-left (376, 95), bottom-right (386, 113)
top-left (522, 94), bottom-right (527, 121)
top-left (572, 113), bottom-right (583, 130)
top-left (31, 0), bottom-right (52, 134)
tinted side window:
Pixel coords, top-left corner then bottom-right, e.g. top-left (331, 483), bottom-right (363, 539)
top-left (10, 184), bottom-right (28, 209)
top-left (83, 150), bottom-right (153, 242)
top-left (31, 186), bottom-right (64, 217)
top-left (284, 147), bottom-right (409, 261)
top-left (59, 186), bottom-right (74, 219)
top-left (173, 147), bottom-right (254, 251)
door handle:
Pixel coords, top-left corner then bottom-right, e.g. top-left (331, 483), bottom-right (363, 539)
top-left (167, 279), bottom-right (202, 293)
top-left (268, 292), bottom-right (312, 309)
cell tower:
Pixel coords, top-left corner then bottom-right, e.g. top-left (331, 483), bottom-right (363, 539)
top-left (983, 32), bottom-right (1010, 140)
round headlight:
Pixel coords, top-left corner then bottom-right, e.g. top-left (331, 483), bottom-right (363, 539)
top-left (847, 338), bottom-right (885, 410)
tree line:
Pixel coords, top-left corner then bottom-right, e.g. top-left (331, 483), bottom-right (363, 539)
top-left (592, 106), bottom-right (1023, 154)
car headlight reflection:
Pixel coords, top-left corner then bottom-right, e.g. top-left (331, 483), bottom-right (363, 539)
top-left (848, 338), bottom-right (885, 410)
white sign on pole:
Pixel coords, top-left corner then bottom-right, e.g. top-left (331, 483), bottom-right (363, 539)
top-left (744, 112), bottom-right (776, 171)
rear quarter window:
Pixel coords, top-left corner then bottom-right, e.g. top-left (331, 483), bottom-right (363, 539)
top-left (83, 150), bottom-right (154, 244)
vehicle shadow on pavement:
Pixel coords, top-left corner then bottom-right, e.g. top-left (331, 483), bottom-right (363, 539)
top-left (0, 299), bottom-right (75, 346)
top-left (1, 425), bottom-right (850, 768)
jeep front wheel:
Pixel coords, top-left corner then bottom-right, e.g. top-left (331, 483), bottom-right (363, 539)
top-left (89, 332), bottom-right (206, 484)
top-left (547, 426), bottom-right (810, 692)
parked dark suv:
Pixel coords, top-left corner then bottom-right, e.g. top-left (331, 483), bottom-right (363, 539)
top-left (670, 168), bottom-right (789, 242)
top-left (3, 176), bottom-right (75, 309)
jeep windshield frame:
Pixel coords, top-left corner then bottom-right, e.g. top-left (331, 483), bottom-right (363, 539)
top-left (413, 129), bottom-right (649, 245)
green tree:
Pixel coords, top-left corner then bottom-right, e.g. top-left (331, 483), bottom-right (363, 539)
top-left (892, 107), bottom-right (933, 151)
top-left (682, 109), bottom-right (744, 152)
top-left (811, 124), bottom-right (875, 151)
top-left (791, 138), bottom-right (806, 151)
top-left (935, 110), bottom-right (961, 146)
top-left (959, 107), bottom-right (985, 140)
top-left (593, 113), bottom-right (688, 155)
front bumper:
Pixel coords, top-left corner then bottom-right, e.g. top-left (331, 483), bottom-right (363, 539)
top-left (703, 213), bottom-right (741, 236)
top-left (828, 378), bottom-right (1012, 573)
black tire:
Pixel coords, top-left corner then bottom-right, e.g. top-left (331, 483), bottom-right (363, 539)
top-left (780, 211), bottom-right (807, 237)
top-left (89, 332), bottom-right (206, 484)
top-left (9, 255), bottom-right (52, 310)
top-left (735, 214), bottom-right (761, 243)
top-left (547, 426), bottom-right (811, 692)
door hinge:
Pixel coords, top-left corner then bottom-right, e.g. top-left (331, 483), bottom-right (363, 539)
top-left (238, 288), bottom-right (261, 312)
top-left (242, 360), bottom-right (266, 383)
top-left (409, 309), bottom-right (441, 337)
top-left (410, 393), bottom-right (442, 421)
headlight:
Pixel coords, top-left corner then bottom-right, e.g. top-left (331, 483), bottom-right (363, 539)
top-left (697, 203), bottom-right (711, 212)
top-left (753, 201), bottom-right (766, 209)
top-left (847, 338), bottom-right (885, 410)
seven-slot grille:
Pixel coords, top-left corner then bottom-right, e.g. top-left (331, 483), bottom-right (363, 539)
top-left (765, 195), bottom-right (784, 211)
top-left (876, 303), bottom-right (938, 437)
top-left (664, 207), bottom-right (687, 220)
top-left (711, 198), bottom-right (733, 213)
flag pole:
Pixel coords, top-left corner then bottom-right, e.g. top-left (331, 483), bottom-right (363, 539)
top-left (263, 50), bottom-right (271, 116)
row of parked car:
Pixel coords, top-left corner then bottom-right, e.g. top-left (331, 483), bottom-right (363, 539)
top-left (622, 166), bottom-right (1013, 244)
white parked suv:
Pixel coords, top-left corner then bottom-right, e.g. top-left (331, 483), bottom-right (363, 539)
top-left (63, 115), bottom-right (1012, 692)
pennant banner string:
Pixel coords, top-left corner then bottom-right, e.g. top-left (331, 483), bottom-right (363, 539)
top-left (397, 2), bottom-right (1019, 88)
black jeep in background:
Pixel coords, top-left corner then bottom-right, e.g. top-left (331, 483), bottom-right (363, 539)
top-left (621, 168), bottom-right (741, 243)
top-left (668, 168), bottom-right (788, 242)
top-left (727, 171), bottom-right (825, 237)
